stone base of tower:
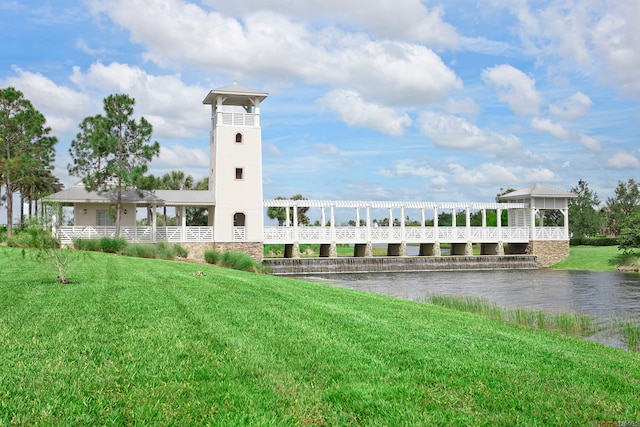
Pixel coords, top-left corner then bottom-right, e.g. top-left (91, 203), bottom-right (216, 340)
top-left (181, 242), bottom-right (263, 263)
top-left (526, 240), bottom-right (570, 268)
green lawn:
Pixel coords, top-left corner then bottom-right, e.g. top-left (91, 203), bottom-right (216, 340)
top-left (551, 245), bottom-right (625, 271)
top-left (1, 246), bottom-right (639, 425)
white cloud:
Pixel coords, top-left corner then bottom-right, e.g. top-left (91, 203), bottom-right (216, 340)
top-left (418, 111), bottom-right (520, 153)
top-left (499, 1), bottom-right (640, 97)
top-left (315, 143), bottom-right (340, 156)
top-left (530, 117), bottom-right (570, 140)
top-left (264, 143), bottom-right (281, 157)
top-left (1, 67), bottom-right (92, 136)
top-left (578, 134), bottom-right (601, 151)
top-left (447, 163), bottom-right (521, 186)
top-left (70, 62), bottom-right (209, 139)
top-left (379, 159), bottom-right (438, 178)
top-left (523, 167), bottom-right (558, 183)
top-left (482, 64), bottom-right (544, 115)
top-left (318, 89), bottom-right (411, 136)
top-left (206, 0), bottom-right (460, 47)
top-left (154, 145), bottom-right (209, 169)
top-left (549, 92), bottom-right (593, 120)
top-left (605, 152), bottom-right (640, 169)
top-left (444, 98), bottom-right (482, 115)
top-left (90, 0), bottom-right (461, 106)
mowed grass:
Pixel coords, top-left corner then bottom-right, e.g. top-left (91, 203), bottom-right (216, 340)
top-left (551, 245), bottom-right (625, 271)
top-left (1, 247), bottom-right (639, 425)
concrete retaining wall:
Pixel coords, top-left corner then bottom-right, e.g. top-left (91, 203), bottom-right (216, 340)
top-left (264, 255), bottom-right (538, 275)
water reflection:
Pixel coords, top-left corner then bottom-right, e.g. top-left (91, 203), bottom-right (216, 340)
top-left (297, 269), bottom-right (640, 319)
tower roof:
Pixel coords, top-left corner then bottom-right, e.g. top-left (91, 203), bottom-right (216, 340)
top-left (203, 82), bottom-right (268, 105)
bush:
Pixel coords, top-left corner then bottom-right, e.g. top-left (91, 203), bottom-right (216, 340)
top-left (173, 244), bottom-right (188, 258)
top-left (204, 250), bottom-right (222, 265)
top-left (570, 236), bottom-right (619, 246)
top-left (99, 237), bottom-right (127, 253)
top-left (73, 239), bottom-right (102, 252)
top-left (221, 251), bottom-right (257, 272)
top-left (123, 244), bottom-right (156, 259)
top-left (155, 242), bottom-right (175, 260)
top-left (7, 226), bottom-right (58, 249)
top-left (220, 251), bottom-right (270, 273)
top-left (0, 226), bottom-right (7, 243)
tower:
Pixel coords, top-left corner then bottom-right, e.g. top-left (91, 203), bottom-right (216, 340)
top-left (203, 83), bottom-right (268, 258)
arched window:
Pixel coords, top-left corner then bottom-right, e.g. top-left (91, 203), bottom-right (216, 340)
top-left (234, 212), bottom-right (246, 226)
top-left (235, 133), bottom-right (243, 143)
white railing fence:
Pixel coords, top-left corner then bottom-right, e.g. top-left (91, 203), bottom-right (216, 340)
top-left (263, 225), bottom-right (566, 244)
top-left (56, 226), bottom-right (214, 244)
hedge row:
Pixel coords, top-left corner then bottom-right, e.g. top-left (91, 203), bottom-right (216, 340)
top-left (570, 236), bottom-right (619, 246)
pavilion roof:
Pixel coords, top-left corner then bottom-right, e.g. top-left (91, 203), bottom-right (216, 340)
top-left (501, 183), bottom-right (576, 200)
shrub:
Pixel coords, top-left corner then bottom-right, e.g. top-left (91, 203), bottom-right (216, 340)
top-left (7, 227), bottom-right (58, 249)
top-left (204, 250), bottom-right (222, 265)
top-left (123, 244), bottom-right (156, 259)
top-left (173, 244), bottom-right (188, 258)
top-left (570, 236), bottom-right (619, 246)
top-left (73, 239), bottom-right (102, 252)
top-left (155, 242), bottom-right (175, 260)
top-left (0, 226), bottom-right (7, 243)
top-left (99, 237), bottom-right (127, 253)
top-left (221, 251), bottom-right (257, 272)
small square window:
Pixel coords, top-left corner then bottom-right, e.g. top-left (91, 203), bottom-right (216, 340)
top-left (235, 168), bottom-right (244, 180)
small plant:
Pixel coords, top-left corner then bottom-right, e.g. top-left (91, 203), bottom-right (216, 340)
top-left (173, 244), bottom-right (188, 258)
top-left (204, 250), bottom-right (222, 265)
top-left (123, 244), bottom-right (156, 259)
top-left (615, 318), bottom-right (640, 352)
top-left (73, 238), bottom-right (102, 252)
top-left (99, 237), bottom-right (127, 253)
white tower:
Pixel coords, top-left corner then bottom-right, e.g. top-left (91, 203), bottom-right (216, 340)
top-left (203, 83), bottom-right (268, 257)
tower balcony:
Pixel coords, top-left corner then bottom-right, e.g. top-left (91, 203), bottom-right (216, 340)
top-left (212, 112), bottom-right (259, 128)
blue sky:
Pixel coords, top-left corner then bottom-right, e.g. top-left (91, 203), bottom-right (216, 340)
top-left (1, 0), bottom-right (639, 222)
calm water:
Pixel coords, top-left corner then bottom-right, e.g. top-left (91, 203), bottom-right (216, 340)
top-left (298, 269), bottom-right (640, 318)
top-left (296, 269), bottom-right (640, 349)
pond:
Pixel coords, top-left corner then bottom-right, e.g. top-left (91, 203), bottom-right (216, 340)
top-left (296, 269), bottom-right (640, 349)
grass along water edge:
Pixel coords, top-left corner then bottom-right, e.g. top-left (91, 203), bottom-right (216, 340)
top-left (427, 294), bottom-right (637, 352)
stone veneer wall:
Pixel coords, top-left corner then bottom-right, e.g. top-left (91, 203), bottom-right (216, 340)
top-left (526, 240), bottom-right (570, 268)
top-left (180, 242), bottom-right (264, 263)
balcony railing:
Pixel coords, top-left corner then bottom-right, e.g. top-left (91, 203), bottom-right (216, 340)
top-left (213, 112), bottom-right (258, 127)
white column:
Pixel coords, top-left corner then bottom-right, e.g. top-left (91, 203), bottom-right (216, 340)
top-left (285, 204), bottom-right (291, 227)
top-left (433, 207), bottom-right (439, 239)
top-left (151, 205), bottom-right (157, 242)
top-left (497, 207), bottom-right (502, 241)
top-left (389, 207), bottom-right (393, 228)
top-left (400, 206), bottom-right (406, 242)
top-left (330, 205), bottom-right (336, 242)
top-left (366, 205), bottom-right (371, 242)
top-left (355, 207), bottom-right (360, 227)
top-left (421, 208), bottom-right (426, 239)
top-left (321, 206), bottom-right (326, 227)
top-left (530, 208), bottom-right (537, 240)
top-left (452, 208), bottom-right (457, 228)
top-left (293, 203), bottom-right (299, 242)
top-left (465, 206), bottom-right (471, 240)
top-left (181, 206), bottom-right (187, 241)
top-left (563, 209), bottom-right (569, 239)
